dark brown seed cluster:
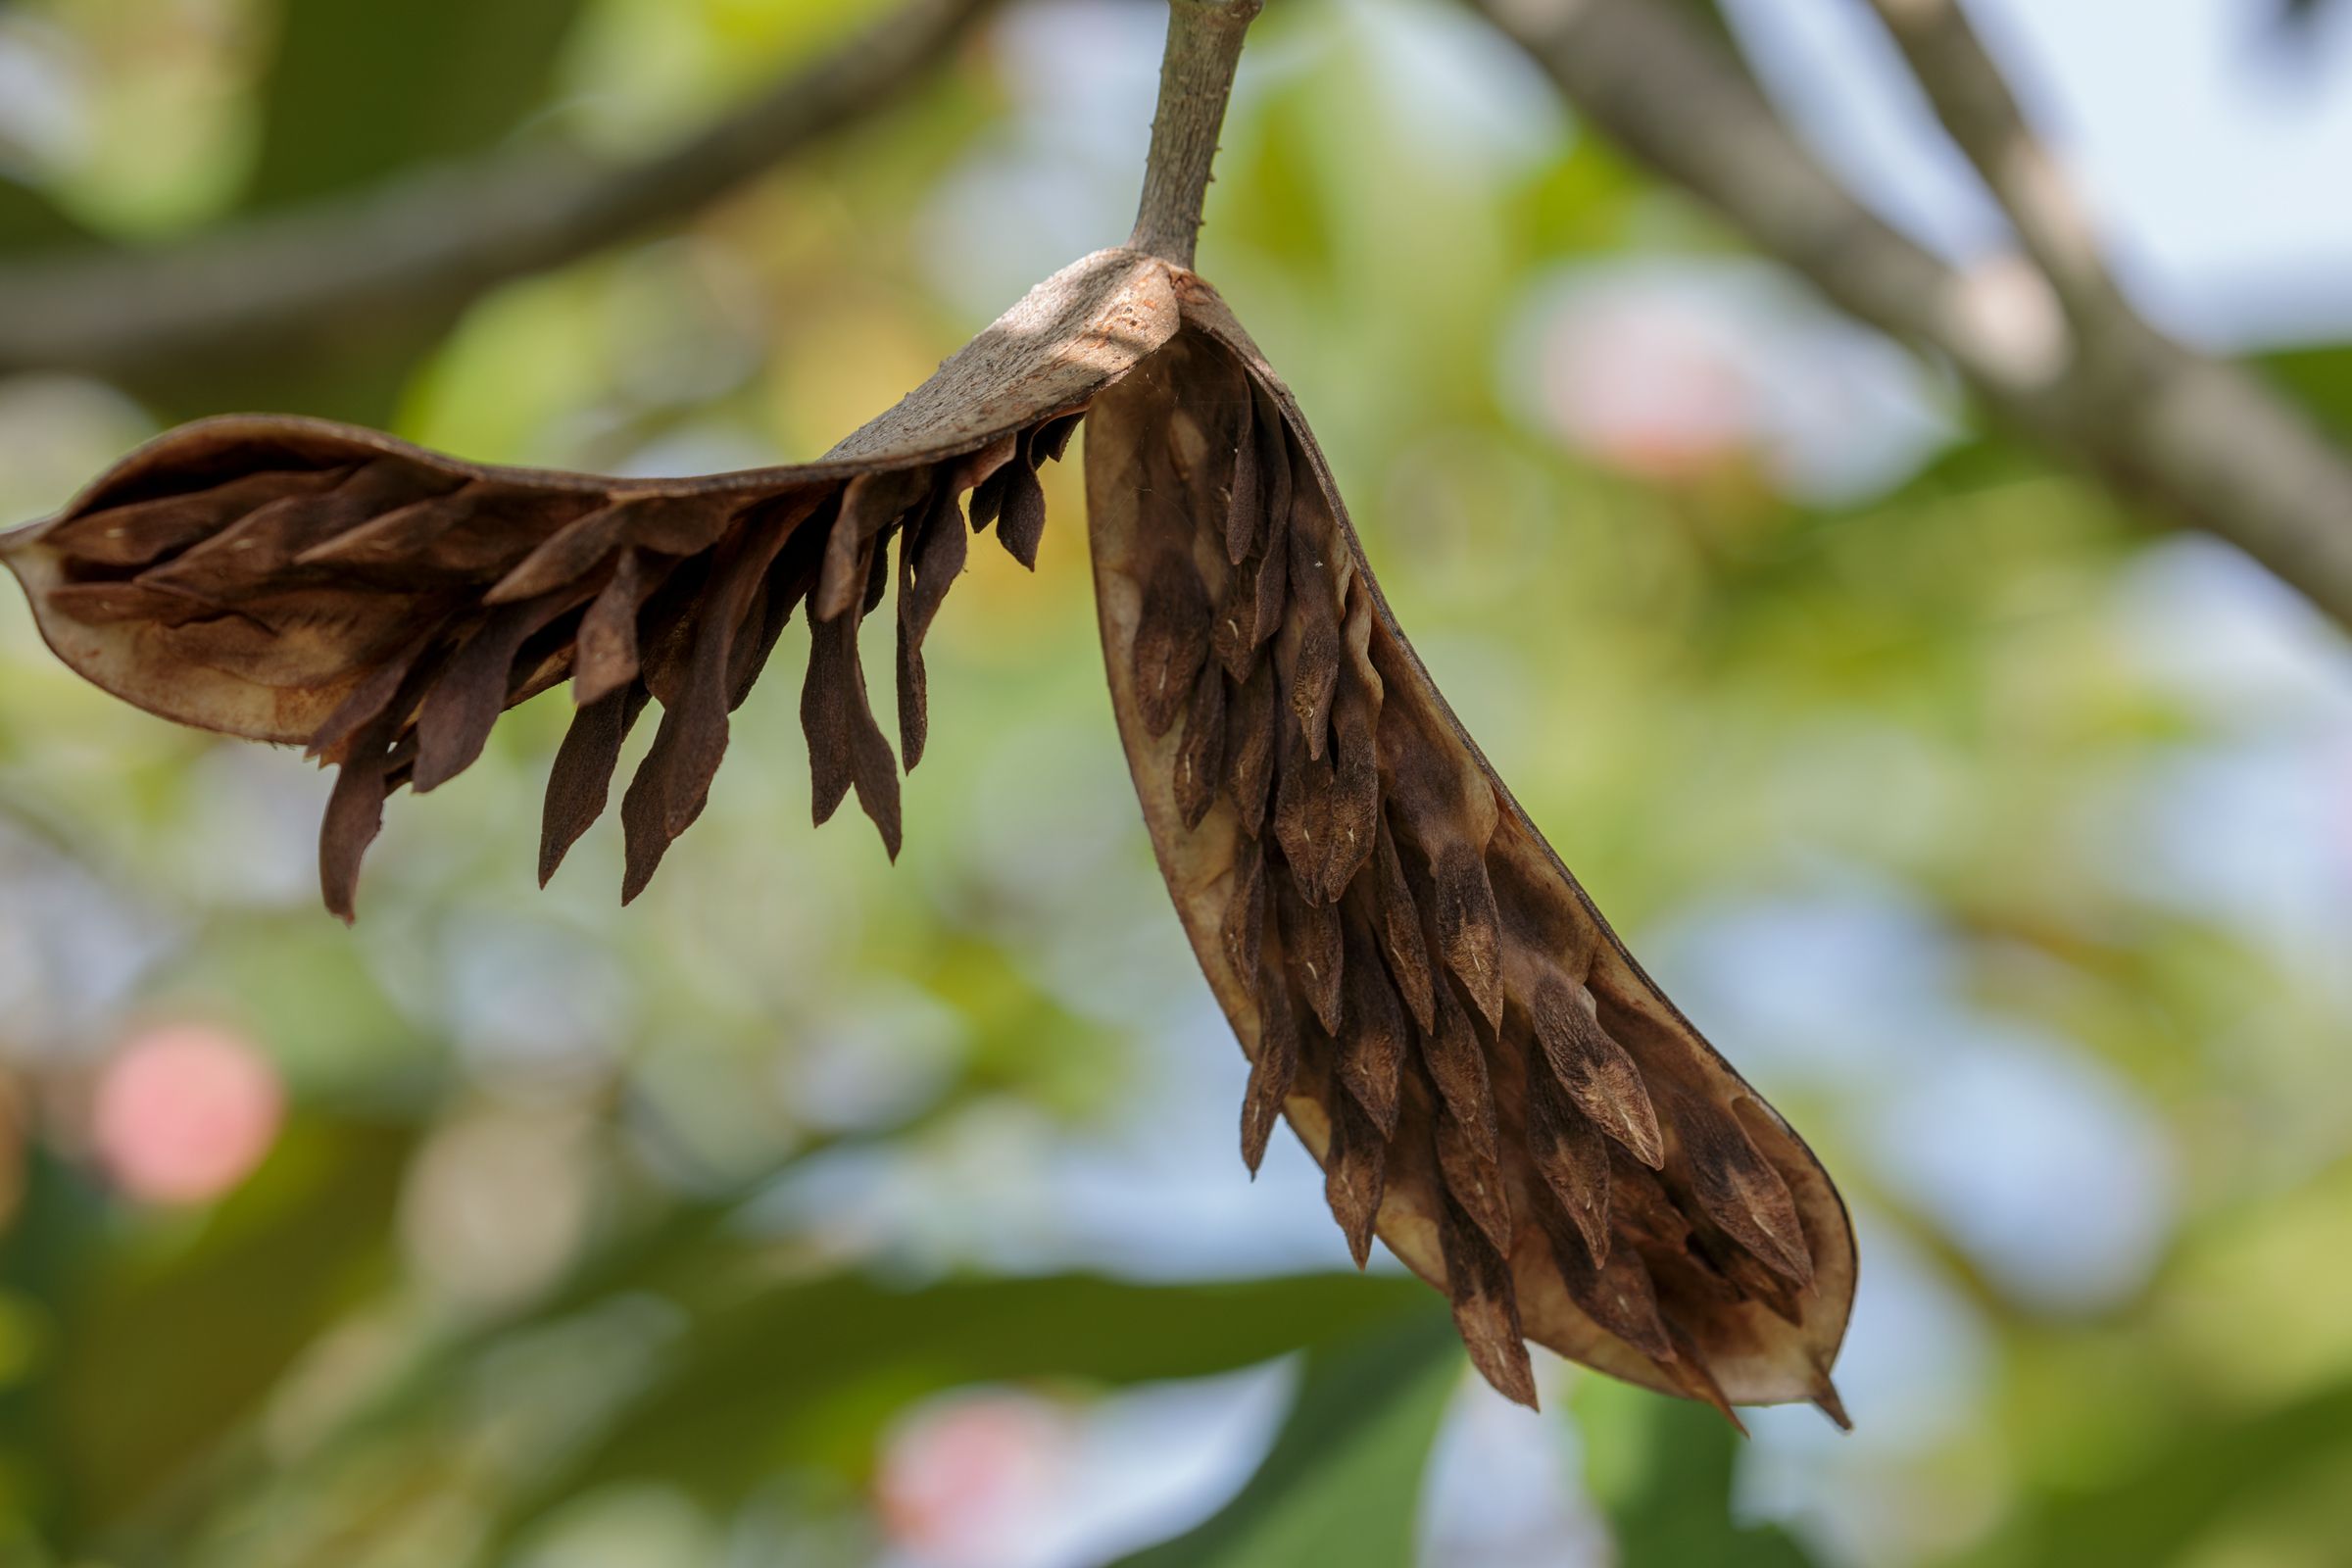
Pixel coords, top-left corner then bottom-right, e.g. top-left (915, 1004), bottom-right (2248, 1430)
top-left (1085, 286), bottom-right (1853, 1419)
top-left (7, 413), bottom-right (1079, 918)
top-left (4, 245), bottom-right (1849, 1418)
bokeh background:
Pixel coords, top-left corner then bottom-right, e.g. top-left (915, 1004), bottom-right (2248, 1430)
top-left (4, 0), bottom-right (2352, 1563)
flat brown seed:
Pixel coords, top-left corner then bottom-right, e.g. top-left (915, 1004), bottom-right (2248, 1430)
top-left (1132, 548), bottom-right (1212, 738)
top-left (574, 549), bottom-right (646, 707)
top-left (1276, 874), bottom-right (1345, 1035)
top-left (541, 684), bottom-right (650, 885)
top-left (1223, 405), bottom-right (1261, 564)
top-left (53, 467), bottom-right (349, 568)
top-left (144, 461), bottom-right (449, 593)
top-left (846, 674), bottom-right (904, 863)
top-left (319, 752), bottom-right (392, 924)
top-left (1252, 382), bottom-right (1294, 558)
top-left (967, 466), bottom-right (1010, 533)
top-left (1434, 1103), bottom-right (1513, 1255)
top-left (1666, 1326), bottom-right (1749, 1437)
top-left (1417, 981), bottom-right (1498, 1163)
top-left (45, 580), bottom-right (220, 628)
top-left (902, 483), bottom-right (967, 648)
top-left (1271, 743), bottom-right (1336, 904)
top-left (305, 618), bottom-right (446, 762)
top-left (1173, 659), bottom-right (1227, 830)
top-left (1224, 662), bottom-right (1278, 837)
top-left (656, 505), bottom-right (808, 840)
top-left (1526, 1038), bottom-right (1612, 1265)
top-left (1432, 842), bottom-right (1506, 1030)
top-left (1289, 618), bottom-right (1341, 759)
top-left (1531, 977), bottom-right (1664, 1170)
top-left (896, 491), bottom-right (964, 773)
top-left (1439, 1190), bottom-right (1538, 1408)
top-left (802, 584), bottom-right (863, 826)
top-left (896, 616), bottom-right (930, 774)
top-left (618, 722), bottom-right (694, 904)
top-left (1336, 922), bottom-right (1406, 1137)
top-left (413, 594), bottom-right (569, 793)
top-left (861, 520), bottom-right (895, 615)
top-left (1539, 1195), bottom-right (1674, 1361)
top-left (998, 459), bottom-right (1047, 570)
top-left (1211, 544), bottom-right (1274, 683)
top-left (1324, 1087), bottom-right (1387, 1268)
top-left (1686, 1228), bottom-right (1807, 1326)
top-left (1034, 411), bottom-right (1084, 464)
top-left (1241, 965), bottom-right (1299, 1175)
top-left (1682, 1097), bottom-right (1814, 1286)
top-left (632, 555), bottom-right (712, 708)
top-left (726, 539), bottom-right (811, 710)
top-left (1372, 819), bottom-right (1436, 1032)
top-left (1610, 1156), bottom-right (1696, 1254)
top-left (1321, 690), bottom-right (1381, 905)
top-left (818, 471), bottom-right (920, 620)
top-left (1221, 850), bottom-right (1267, 992)
top-left (488, 492), bottom-right (713, 605)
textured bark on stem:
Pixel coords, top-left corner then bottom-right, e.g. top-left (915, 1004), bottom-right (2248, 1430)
top-left (1130, 0), bottom-right (1262, 267)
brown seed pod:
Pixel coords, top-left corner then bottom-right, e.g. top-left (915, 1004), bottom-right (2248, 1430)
top-left (1086, 269), bottom-right (1853, 1413)
top-left (4, 239), bottom-right (1852, 1421)
top-left (2, 249), bottom-right (1179, 918)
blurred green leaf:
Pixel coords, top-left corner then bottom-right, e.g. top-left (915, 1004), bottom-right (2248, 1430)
top-left (1966, 1381), bottom-right (2352, 1568)
top-left (0, 175), bottom-right (92, 254)
top-left (2259, 345), bottom-right (2352, 446)
top-left (190, 0), bottom-right (593, 423)
top-left (44, 1117), bottom-right (411, 1541)
top-left (1582, 1381), bottom-right (1819, 1568)
top-left (498, 1270), bottom-right (1436, 1539)
top-left (243, 0), bottom-right (591, 212)
top-left (1112, 1311), bottom-right (1459, 1568)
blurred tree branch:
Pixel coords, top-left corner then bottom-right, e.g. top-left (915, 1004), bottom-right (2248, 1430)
top-left (1471, 0), bottom-right (2352, 631)
top-left (0, 0), bottom-right (992, 385)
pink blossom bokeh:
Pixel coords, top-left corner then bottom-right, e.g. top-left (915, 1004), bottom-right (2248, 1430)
top-left (91, 1022), bottom-right (284, 1205)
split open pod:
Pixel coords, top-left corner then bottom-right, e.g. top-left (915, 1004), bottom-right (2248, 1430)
top-left (4, 238), bottom-right (1851, 1416)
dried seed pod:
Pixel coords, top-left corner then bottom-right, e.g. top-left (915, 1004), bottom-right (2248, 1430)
top-left (1086, 270), bottom-right (1852, 1415)
top-left (6, 248), bottom-right (1180, 914)
top-left (11, 238), bottom-right (1854, 1422)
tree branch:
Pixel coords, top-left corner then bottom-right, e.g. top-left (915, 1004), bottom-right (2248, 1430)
top-left (1130, 0), bottom-right (1263, 267)
top-left (1859, 0), bottom-right (2130, 340)
top-left (1469, 0), bottom-right (2352, 631)
top-left (0, 0), bottom-right (993, 381)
